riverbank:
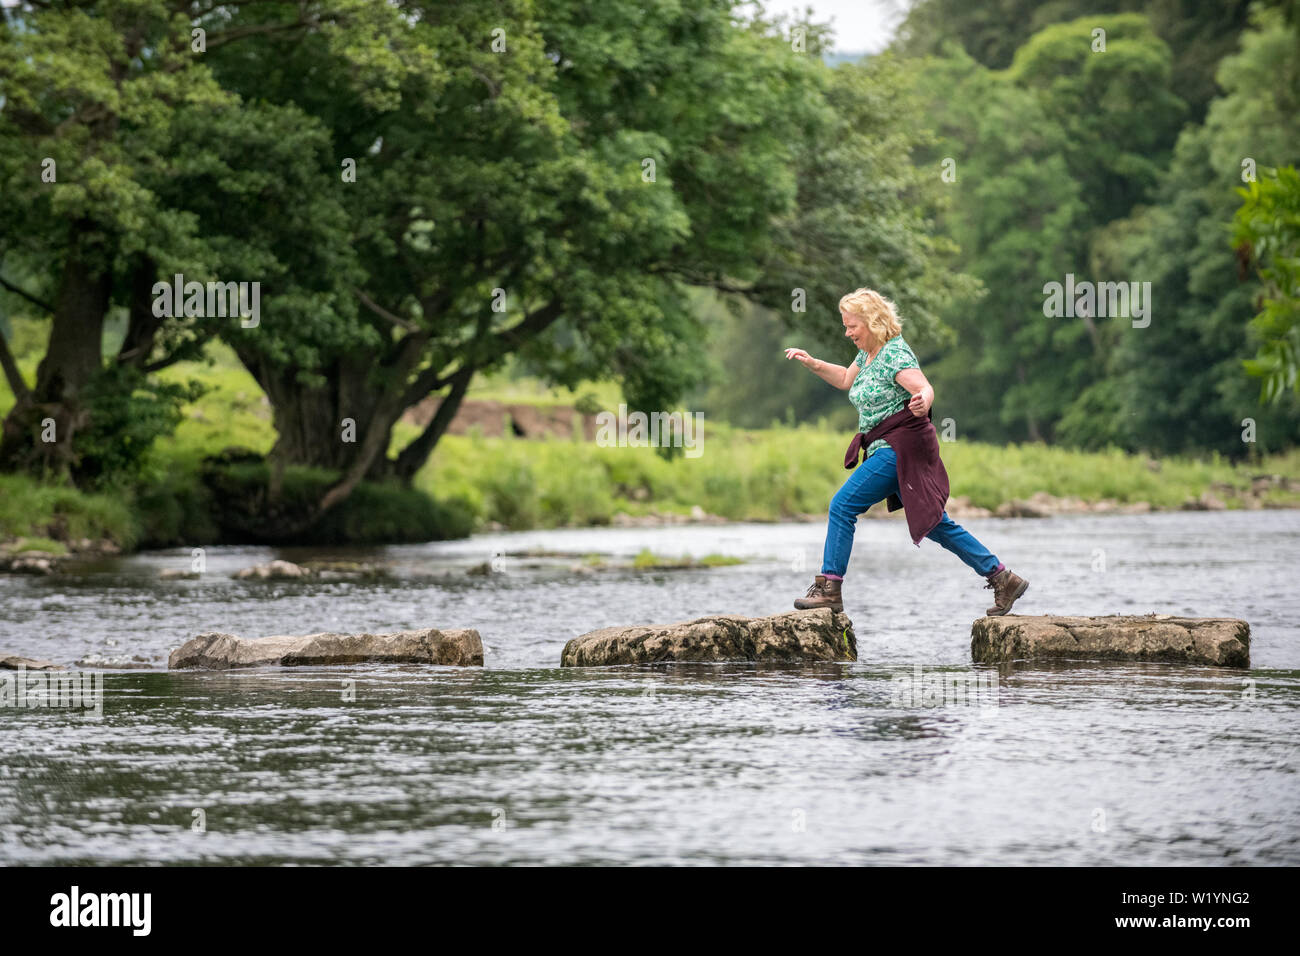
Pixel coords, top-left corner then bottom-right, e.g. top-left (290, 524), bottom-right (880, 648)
top-left (424, 427), bottom-right (1300, 532)
top-left (3, 431), bottom-right (1299, 560)
top-left (3, 342), bottom-right (1299, 555)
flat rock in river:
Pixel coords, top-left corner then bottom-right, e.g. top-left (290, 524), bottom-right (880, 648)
top-left (561, 608), bottom-right (856, 666)
top-left (169, 627), bottom-right (483, 669)
top-left (0, 654), bottom-right (64, 671)
top-left (233, 560), bottom-right (310, 580)
top-left (970, 614), bottom-right (1249, 667)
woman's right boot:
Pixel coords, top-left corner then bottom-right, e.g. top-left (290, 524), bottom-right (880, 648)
top-left (793, 574), bottom-right (843, 612)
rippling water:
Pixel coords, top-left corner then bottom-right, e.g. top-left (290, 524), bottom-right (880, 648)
top-left (2, 510), bottom-right (1297, 864)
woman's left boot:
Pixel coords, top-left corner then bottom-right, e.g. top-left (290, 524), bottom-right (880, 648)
top-left (984, 567), bottom-right (1028, 615)
top-left (793, 574), bottom-right (843, 612)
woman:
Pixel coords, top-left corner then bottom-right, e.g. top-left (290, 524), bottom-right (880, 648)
top-left (784, 287), bottom-right (1028, 616)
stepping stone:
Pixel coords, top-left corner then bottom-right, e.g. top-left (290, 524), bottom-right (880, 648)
top-left (971, 614), bottom-right (1249, 667)
top-left (561, 608), bottom-right (856, 666)
top-left (170, 627), bottom-right (483, 669)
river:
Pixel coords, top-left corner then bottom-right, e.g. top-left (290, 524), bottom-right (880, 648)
top-left (2, 509), bottom-right (1297, 864)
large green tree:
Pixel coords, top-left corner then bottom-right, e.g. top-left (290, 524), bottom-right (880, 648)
top-left (193, 0), bottom-right (971, 534)
top-left (0, 0), bottom-right (371, 480)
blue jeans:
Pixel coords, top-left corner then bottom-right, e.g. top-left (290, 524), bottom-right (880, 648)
top-left (821, 446), bottom-right (999, 578)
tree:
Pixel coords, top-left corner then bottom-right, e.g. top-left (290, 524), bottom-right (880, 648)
top-left (0, 0), bottom-right (373, 481)
top-left (896, 0), bottom-right (1253, 121)
top-left (915, 50), bottom-right (1087, 443)
top-left (1100, 5), bottom-right (1300, 456)
top-left (1234, 166), bottom-right (1300, 403)
top-left (899, 15), bottom-right (1187, 446)
top-left (197, 0), bottom-right (717, 528)
top-left (750, 48), bottom-right (977, 361)
top-left (1004, 15), bottom-right (1185, 229)
top-left (190, 0), bottom-right (971, 535)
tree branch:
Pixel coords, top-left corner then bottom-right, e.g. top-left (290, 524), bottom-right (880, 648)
top-left (202, 17), bottom-right (321, 51)
top-left (141, 339), bottom-right (212, 374)
top-left (488, 298), bottom-right (566, 354)
top-left (398, 362), bottom-right (449, 411)
top-left (384, 301), bottom-right (567, 483)
top-left (649, 264), bottom-right (754, 296)
top-left (0, 276), bottom-right (54, 314)
top-left (355, 287), bottom-right (421, 333)
top-left (395, 296), bottom-right (494, 410)
top-left (388, 364), bottom-right (475, 481)
top-left (116, 257), bottom-right (165, 368)
top-left (0, 328), bottom-right (31, 403)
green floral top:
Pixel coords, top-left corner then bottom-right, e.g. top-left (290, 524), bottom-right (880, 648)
top-left (848, 335), bottom-right (920, 458)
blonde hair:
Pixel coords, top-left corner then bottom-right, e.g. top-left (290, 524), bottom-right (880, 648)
top-left (839, 288), bottom-right (902, 348)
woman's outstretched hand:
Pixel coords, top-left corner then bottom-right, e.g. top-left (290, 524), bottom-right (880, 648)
top-left (784, 347), bottom-right (813, 366)
top-left (908, 386), bottom-right (934, 417)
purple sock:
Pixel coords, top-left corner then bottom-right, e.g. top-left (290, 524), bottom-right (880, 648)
top-left (985, 562), bottom-right (1005, 579)
top-left (822, 573), bottom-right (843, 581)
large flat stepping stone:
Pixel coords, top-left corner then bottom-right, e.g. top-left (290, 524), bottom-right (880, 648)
top-left (0, 654), bottom-right (64, 671)
top-left (170, 627), bottom-right (483, 669)
top-left (971, 614), bottom-right (1249, 667)
top-left (561, 608), bottom-right (856, 666)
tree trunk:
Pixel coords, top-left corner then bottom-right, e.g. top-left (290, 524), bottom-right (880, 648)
top-left (116, 256), bottom-right (165, 368)
top-left (220, 349), bottom-right (411, 539)
top-left (225, 301), bottom-right (562, 535)
top-left (245, 353), bottom-right (388, 472)
top-left (0, 224), bottom-right (110, 477)
top-left (369, 366), bottom-right (474, 484)
top-left (1016, 362), bottom-right (1043, 443)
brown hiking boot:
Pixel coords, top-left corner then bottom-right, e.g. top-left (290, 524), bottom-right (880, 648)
top-left (793, 574), bottom-right (843, 612)
top-left (984, 567), bottom-right (1028, 616)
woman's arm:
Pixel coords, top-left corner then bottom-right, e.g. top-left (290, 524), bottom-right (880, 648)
top-left (784, 348), bottom-right (858, 389)
top-left (896, 367), bottom-right (934, 417)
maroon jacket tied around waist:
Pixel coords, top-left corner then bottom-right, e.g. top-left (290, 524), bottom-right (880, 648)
top-left (843, 406), bottom-right (950, 546)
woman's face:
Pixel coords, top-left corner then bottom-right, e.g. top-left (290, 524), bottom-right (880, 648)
top-left (842, 310), bottom-right (872, 351)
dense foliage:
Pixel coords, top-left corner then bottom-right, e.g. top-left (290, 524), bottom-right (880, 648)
top-left (706, 1), bottom-right (1300, 458)
top-left (2, 0), bottom-right (1298, 543)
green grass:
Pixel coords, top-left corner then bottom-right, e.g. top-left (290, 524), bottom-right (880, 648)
top-left (152, 349), bottom-right (276, 467)
top-left (940, 441), bottom-right (1300, 510)
top-left (0, 474), bottom-right (138, 549)
top-left (415, 423), bottom-right (1300, 527)
top-left (461, 374), bottom-right (625, 410)
top-left (631, 548), bottom-right (745, 569)
top-left (421, 422), bottom-right (1294, 521)
top-left (6, 536), bottom-right (68, 556)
